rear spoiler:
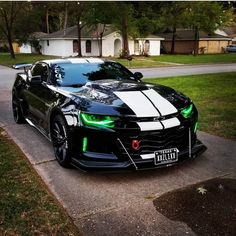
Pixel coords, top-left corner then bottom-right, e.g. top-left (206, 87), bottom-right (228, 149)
top-left (12, 63), bottom-right (32, 72)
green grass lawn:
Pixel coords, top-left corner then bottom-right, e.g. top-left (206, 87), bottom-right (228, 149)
top-left (0, 53), bottom-right (58, 67)
top-left (144, 72), bottom-right (236, 140)
top-left (1, 53), bottom-right (236, 68)
top-left (152, 53), bottom-right (236, 64)
top-left (113, 57), bottom-right (166, 68)
top-left (0, 129), bottom-right (80, 235)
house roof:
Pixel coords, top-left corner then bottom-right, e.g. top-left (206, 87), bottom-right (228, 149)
top-left (40, 25), bottom-right (117, 40)
top-left (159, 29), bottom-right (231, 41)
top-left (223, 26), bottom-right (236, 37)
top-left (39, 25), bottom-right (164, 41)
top-left (223, 26), bottom-right (236, 38)
top-left (30, 32), bottom-right (48, 39)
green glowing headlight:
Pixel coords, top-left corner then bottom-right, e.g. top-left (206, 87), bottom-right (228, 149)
top-left (194, 121), bottom-right (199, 133)
top-left (80, 112), bottom-right (115, 128)
top-left (181, 104), bottom-right (193, 118)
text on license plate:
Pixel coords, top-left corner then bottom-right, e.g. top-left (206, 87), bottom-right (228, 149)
top-left (154, 148), bottom-right (179, 166)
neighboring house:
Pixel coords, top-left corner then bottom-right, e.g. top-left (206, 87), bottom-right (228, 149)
top-left (221, 26), bottom-right (236, 45)
top-left (159, 29), bottom-right (231, 54)
top-left (12, 42), bottom-right (33, 53)
top-left (39, 25), bottom-right (164, 57)
top-left (11, 32), bottom-right (48, 54)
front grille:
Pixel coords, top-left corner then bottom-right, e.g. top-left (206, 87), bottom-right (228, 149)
top-left (118, 124), bottom-right (196, 158)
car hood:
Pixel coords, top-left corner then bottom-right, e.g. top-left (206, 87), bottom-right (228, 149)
top-left (59, 79), bottom-right (190, 117)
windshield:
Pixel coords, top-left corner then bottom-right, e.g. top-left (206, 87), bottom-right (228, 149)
top-left (52, 61), bottom-right (136, 86)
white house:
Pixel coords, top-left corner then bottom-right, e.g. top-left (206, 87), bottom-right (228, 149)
top-left (19, 43), bottom-right (32, 53)
top-left (39, 25), bottom-right (164, 57)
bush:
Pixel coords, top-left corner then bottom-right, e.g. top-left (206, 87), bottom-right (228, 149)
top-left (0, 44), bottom-right (9, 53)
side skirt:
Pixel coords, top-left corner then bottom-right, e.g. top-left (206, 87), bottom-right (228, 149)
top-left (25, 118), bottom-right (51, 142)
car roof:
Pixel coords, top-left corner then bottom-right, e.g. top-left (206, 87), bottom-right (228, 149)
top-left (42, 57), bottom-right (104, 66)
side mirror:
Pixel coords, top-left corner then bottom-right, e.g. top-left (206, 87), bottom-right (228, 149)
top-left (133, 72), bottom-right (143, 80)
top-left (12, 63), bottom-right (32, 73)
top-left (30, 75), bottom-right (42, 85)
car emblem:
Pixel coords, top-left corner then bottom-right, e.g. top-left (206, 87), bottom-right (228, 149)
top-left (132, 140), bottom-right (140, 150)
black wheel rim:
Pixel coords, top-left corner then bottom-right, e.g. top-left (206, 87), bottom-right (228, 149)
top-left (51, 121), bottom-right (68, 162)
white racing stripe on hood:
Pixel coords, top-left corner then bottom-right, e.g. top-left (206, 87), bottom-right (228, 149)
top-left (114, 91), bottom-right (160, 117)
top-left (142, 89), bottom-right (178, 116)
top-left (137, 121), bottom-right (163, 131)
top-left (162, 117), bottom-right (180, 129)
top-left (138, 117), bottom-right (180, 131)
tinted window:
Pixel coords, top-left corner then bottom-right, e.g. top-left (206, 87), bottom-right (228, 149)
top-left (52, 62), bottom-right (135, 86)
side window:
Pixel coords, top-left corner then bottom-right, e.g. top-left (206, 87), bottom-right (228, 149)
top-left (31, 63), bottom-right (49, 82)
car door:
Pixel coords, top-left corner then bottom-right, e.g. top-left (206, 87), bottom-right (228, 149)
top-left (24, 63), bottom-right (56, 131)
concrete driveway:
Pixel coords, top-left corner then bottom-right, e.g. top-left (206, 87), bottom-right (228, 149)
top-left (0, 65), bottom-right (236, 235)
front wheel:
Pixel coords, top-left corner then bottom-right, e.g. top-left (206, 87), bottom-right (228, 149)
top-left (12, 96), bottom-right (25, 124)
top-left (51, 115), bottom-right (72, 168)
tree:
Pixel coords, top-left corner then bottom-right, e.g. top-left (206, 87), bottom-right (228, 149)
top-left (73, 1), bottom-right (89, 57)
top-left (132, 2), bottom-right (162, 55)
top-left (0, 2), bottom-right (24, 58)
top-left (160, 2), bottom-right (187, 54)
top-left (185, 2), bottom-right (229, 56)
top-left (133, 17), bottom-right (154, 55)
top-left (112, 2), bottom-right (136, 58)
top-left (84, 1), bottom-right (115, 57)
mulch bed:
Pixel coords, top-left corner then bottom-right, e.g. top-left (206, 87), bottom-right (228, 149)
top-left (153, 178), bottom-right (236, 235)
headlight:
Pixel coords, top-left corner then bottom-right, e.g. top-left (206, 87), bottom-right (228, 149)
top-left (181, 104), bottom-right (193, 118)
top-left (80, 112), bottom-right (115, 128)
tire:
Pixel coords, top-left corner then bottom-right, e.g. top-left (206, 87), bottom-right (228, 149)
top-left (51, 115), bottom-right (72, 168)
top-left (12, 96), bottom-right (25, 124)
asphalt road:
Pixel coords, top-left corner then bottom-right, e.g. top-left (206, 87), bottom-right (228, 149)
top-left (131, 63), bottom-right (236, 78)
top-left (0, 65), bottom-right (236, 235)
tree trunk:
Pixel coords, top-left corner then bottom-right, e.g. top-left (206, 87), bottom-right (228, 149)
top-left (77, 18), bottom-right (82, 57)
top-left (193, 27), bottom-right (199, 56)
top-left (171, 26), bottom-right (176, 54)
top-left (63, 2), bottom-right (68, 31)
top-left (99, 35), bottom-right (103, 58)
top-left (46, 6), bottom-right (49, 34)
top-left (1, 8), bottom-right (15, 59)
top-left (7, 34), bottom-right (15, 59)
top-left (121, 15), bottom-right (129, 58)
top-left (98, 24), bottom-right (106, 57)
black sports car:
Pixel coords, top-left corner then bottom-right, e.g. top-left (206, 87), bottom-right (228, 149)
top-left (12, 58), bottom-right (206, 171)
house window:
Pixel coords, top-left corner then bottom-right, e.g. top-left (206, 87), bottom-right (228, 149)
top-left (47, 40), bottom-right (49, 46)
top-left (86, 40), bottom-right (91, 53)
top-left (73, 40), bottom-right (78, 53)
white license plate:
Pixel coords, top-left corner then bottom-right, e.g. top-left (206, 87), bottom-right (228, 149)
top-left (154, 148), bottom-right (179, 166)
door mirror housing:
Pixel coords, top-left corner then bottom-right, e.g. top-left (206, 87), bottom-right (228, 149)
top-left (133, 72), bottom-right (143, 80)
top-left (30, 75), bottom-right (42, 85)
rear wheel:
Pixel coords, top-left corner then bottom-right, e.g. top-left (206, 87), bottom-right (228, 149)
top-left (12, 96), bottom-right (25, 124)
top-left (51, 115), bottom-right (72, 168)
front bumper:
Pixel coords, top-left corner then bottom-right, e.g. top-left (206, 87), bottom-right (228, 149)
top-left (70, 125), bottom-right (207, 171)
